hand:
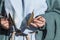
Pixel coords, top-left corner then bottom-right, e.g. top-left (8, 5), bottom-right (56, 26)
top-left (30, 16), bottom-right (46, 28)
top-left (1, 18), bottom-right (9, 29)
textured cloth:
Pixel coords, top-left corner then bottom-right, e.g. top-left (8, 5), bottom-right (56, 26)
top-left (0, 0), bottom-right (47, 40)
top-left (36, 0), bottom-right (60, 40)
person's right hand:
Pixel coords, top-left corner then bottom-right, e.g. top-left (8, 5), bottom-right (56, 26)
top-left (1, 18), bottom-right (9, 29)
top-left (30, 16), bottom-right (46, 28)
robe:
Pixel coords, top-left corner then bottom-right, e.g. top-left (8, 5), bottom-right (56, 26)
top-left (36, 0), bottom-right (60, 40)
top-left (0, 0), bottom-right (47, 40)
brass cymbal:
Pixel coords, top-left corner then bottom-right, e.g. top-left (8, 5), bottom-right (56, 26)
top-left (27, 11), bottom-right (34, 27)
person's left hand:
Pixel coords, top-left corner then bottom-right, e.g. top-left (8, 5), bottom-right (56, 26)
top-left (30, 16), bottom-right (46, 28)
top-left (1, 18), bottom-right (9, 29)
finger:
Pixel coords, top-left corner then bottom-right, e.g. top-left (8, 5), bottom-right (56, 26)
top-left (34, 19), bottom-right (43, 24)
top-left (35, 23), bottom-right (45, 28)
top-left (3, 23), bottom-right (9, 27)
top-left (1, 18), bottom-right (8, 23)
top-left (35, 16), bottom-right (42, 20)
top-left (1, 20), bottom-right (9, 25)
top-left (3, 23), bottom-right (9, 29)
top-left (30, 23), bottom-right (37, 28)
top-left (39, 17), bottom-right (45, 22)
top-left (2, 25), bottom-right (9, 29)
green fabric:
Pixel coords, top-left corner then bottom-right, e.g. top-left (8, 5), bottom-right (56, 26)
top-left (0, 35), bottom-right (9, 40)
top-left (0, 28), bottom-right (10, 40)
top-left (0, 0), bottom-right (4, 13)
top-left (36, 0), bottom-right (60, 40)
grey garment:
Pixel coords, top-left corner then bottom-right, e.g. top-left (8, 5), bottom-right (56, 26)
top-left (35, 0), bottom-right (60, 40)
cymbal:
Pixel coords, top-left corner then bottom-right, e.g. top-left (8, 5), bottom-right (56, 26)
top-left (27, 11), bottom-right (34, 27)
